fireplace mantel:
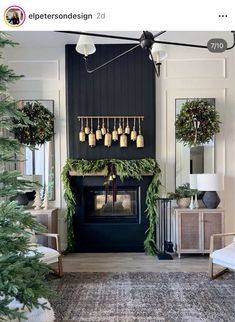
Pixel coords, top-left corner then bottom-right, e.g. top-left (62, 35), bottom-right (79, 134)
top-left (69, 170), bottom-right (106, 176)
top-left (69, 171), bottom-right (153, 176)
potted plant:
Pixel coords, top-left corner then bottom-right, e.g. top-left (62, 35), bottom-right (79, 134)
top-left (168, 183), bottom-right (197, 208)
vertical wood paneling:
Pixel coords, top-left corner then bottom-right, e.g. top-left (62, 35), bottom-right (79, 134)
top-left (66, 44), bottom-right (155, 160)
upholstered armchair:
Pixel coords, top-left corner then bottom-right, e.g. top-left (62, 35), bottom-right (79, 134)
top-left (209, 232), bottom-right (235, 279)
top-left (27, 232), bottom-right (63, 277)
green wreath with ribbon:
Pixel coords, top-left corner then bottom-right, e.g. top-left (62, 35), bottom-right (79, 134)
top-left (175, 99), bottom-right (221, 146)
top-left (13, 101), bottom-right (54, 146)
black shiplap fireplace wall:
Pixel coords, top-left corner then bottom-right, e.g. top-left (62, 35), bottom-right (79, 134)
top-left (66, 43), bottom-right (156, 159)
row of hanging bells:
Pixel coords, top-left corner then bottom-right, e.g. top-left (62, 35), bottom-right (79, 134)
top-left (79, 116), bottom-right (144, 148)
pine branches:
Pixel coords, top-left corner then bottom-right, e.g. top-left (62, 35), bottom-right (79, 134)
top-left (0, 255), bottom-right (50, 321)
top-left (0, 171), bottom-right (34, 197)
top-left (0, 200), bottom-right (50, 321)
top-left (0, 32), bottom-right (18, 48)
top-left (0, 64), bottom-right (22, 91)
top-left (0, 201), bottom-right (46, 255)
top-left (0, 33), bottom-right (51, 321)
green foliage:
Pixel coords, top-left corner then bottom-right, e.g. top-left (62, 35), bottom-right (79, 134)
top-left (175, 99), bottom-right (221, 146)
top-left (0, 201), bottom-right (46, 254)
top-left (0, 64), bottom-right (22, 91)
top-left (0, 99), bottom-right (31, 130)
top-left (0, 138), bottom-right (21, 163)
top-left (0, 255), bottom-right (50, 321)
top-left (0, 33), bottom-right (51, 321)
top-left (62, 158), bottom-right (161, 255)
top-left (13, 101), bottom-right (54, 146)
top-left (0, 98), bottom-right (31, 164)
top-left (0, 202), bottom-right (51, 321)
top-left (0, 32), bottom-right (18, 49)
top-left (168, 183), bottom-right (197, 200)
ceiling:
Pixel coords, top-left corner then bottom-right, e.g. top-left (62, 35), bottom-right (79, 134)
top-left (5, 31), bottom-right (232, 48)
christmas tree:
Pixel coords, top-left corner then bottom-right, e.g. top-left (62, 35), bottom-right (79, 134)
top-left (32, 189), bottom-right (42, 210)
top-left (0, 33), bottom-right (51, 321)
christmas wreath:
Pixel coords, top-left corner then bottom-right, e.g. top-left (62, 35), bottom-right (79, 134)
top-left (13, 101), bottom-right (54, 146)
top-left (175, 99), bottom-right (221, 146)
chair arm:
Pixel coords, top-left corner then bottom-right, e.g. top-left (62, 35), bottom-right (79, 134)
top-left (35, 232), bottom-right (61, 252)
top-left (210, 232), bottom-right (235, 254)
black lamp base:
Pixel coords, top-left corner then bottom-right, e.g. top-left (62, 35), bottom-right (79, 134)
top-left (202, 191), bottom-right (220, 208)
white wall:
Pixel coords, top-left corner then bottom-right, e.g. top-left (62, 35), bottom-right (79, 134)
top-left (156, 42), bottom-right (235, 232)
top-left (3, 46), bottom-right (68, 249)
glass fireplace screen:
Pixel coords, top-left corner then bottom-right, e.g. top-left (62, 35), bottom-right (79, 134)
top-left (84, 186), bottom-right (139, 223)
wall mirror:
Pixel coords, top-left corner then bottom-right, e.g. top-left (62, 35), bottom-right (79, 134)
top-left (175, 98), bottom-right (215, 188)
top-left (18, 100), bottom-right (55, 200)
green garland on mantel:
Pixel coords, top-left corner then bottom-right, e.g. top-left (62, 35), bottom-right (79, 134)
top-left (62, 158), bottom-right (161, 255)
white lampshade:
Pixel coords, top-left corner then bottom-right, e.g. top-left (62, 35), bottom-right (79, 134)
top-left (75, 35), bottom-right (96, 56)
top-left (196, 174), bottom-right (224, 191)
top-left (189, 174), bottom-right (198, 189)
top-left (149, 42), bottom-right (168, 63)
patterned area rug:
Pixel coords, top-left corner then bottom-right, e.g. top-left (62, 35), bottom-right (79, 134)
top-left (48, 272), bottom-right (235, 322)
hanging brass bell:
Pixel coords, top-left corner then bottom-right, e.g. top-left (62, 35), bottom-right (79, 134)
top-left (125, 117), bottom-right (130, 134)
top-left (101, 118), bottom-right (106, 135)
top-left (125, 126), bottom-right (130, 134)
top-left (104, 132), bottom-right (112, 147)
top-left (136, 134), bottom-right (144, 148)
top-left (112, 130), bottom-right (118, 141)
top-left (130, 130), bottom-right (137, 141)
top-left (85, 126), bottom-right (90, 135)
top-left (120, 133), bottom-right (127, 147)
top-left (79, 130), bottom-right (86, 142)
top-left (96, 129), bottom-right (102, 140)
top-left (96, 117), bottom-right (102, 140)
top-left (88, 132), bottom-right (96, 147)
top-left (117, 126), bottom-right (123, 135)
top-left (101, 127), bottom-right (106, 135)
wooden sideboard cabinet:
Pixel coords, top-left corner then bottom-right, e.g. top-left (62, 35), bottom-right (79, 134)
top-left (28, 208), bottom-right (58, 248)
top-left (174, 208), bottom-right (224, 258)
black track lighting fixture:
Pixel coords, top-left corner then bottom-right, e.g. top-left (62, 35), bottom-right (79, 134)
top-left (58, 30), bottom-right (235, 77)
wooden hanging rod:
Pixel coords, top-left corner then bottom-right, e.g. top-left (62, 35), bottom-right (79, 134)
top-left (77, 116), bottom-right (144, 119)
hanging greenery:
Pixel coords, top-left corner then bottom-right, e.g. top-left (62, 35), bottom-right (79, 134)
top-left (175, 99), bottom-right (221, 146)
top-left (62, 158), bottom-right (161, 255)
top-left (13, 101), bottom-right (54, 146)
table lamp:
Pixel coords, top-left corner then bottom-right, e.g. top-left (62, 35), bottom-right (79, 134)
top-left (196, 173), bottom-right (224, 208)
top-left (189, 174), bottom-right (198, 208)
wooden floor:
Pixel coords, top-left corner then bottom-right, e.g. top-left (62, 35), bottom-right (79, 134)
top-left (62, 253), bottom-right (209, 273)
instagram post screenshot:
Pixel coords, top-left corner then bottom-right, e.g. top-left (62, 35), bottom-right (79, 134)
top-left (0, 0), bottom-right (234, 321)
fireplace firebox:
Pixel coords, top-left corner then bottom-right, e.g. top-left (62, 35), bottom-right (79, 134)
top-left (84, 186), bottom-right (140, 223)
top-left (71, 176), bottom-right (152, 252)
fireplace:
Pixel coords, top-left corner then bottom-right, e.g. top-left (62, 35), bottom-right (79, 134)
top-left (71, 176), bottom-right (152, 252)
top-left (84, 186), bottom-right (140, 223)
